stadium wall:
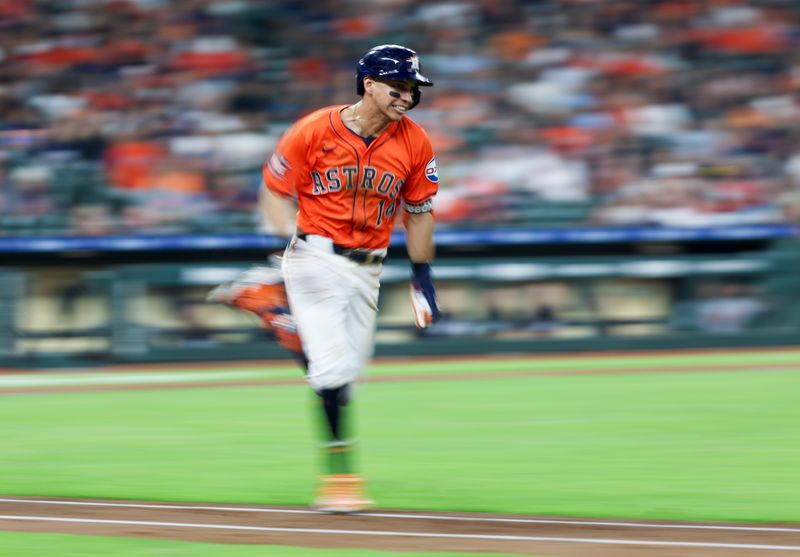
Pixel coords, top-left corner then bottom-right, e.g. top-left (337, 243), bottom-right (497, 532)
top-left (1, 228), bottom-right (799, 367)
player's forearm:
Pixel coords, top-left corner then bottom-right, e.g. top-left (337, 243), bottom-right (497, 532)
top-left (260, 183), bottom-right (296, 236)
top-left (405, 211), bottom-right (435, 262)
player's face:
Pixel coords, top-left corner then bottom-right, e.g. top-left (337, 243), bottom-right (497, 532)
top-left (368, 78), bottom-right (415, 121)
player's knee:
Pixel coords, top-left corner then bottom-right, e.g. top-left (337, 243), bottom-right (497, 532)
top-left (309, 354), bottom-right (359, 391)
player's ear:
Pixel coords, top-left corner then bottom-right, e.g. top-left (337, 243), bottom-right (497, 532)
top-left (363, 77), bottom-right (376, 95)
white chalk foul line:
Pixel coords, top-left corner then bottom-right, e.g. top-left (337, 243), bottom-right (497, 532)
top-left (0, 514), bottom-right (799, 552)
top-left (0, 370), bottom-right (272, 388)
top-left (1, 498), bottom-right (799, 534)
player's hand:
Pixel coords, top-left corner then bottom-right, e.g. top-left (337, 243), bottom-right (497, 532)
top-left (410, 262), bottom-right (441, 329)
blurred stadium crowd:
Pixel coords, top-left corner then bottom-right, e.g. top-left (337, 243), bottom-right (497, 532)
top-left (2, 0), bottom-right (800, 236)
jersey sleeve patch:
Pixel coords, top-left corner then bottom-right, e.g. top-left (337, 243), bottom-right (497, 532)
top-left (267, 151), bottom-right (291, 180)
top-left (424, 156), bottom-right (439, 183)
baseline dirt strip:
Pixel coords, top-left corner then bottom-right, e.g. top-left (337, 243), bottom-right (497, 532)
top-left (1, 360), bottom-right (799, 396)
top-left (1, 497), bottom-right (799, 556)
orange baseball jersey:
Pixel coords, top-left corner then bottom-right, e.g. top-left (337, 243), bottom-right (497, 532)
top-left (263, 105), bottom-right (438, 250)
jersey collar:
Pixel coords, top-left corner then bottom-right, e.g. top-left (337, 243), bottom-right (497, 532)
top-left (332, 105), bottom-right (399, 149)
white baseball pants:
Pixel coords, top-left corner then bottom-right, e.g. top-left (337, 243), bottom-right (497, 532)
top-left (282, 235), bottom-right (383, 392)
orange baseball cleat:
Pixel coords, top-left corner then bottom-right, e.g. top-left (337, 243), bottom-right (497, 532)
top-left (312, 474), bottom-right (374, 514)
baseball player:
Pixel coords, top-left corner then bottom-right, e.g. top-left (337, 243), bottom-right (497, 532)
top-left (210, 44), bottom-right (441, 513)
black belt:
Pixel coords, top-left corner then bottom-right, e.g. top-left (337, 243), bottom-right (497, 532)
top-left (297, 234), bottom-right (386, 265)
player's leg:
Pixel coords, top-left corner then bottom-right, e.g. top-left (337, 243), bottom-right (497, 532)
top-left (316, 262), bottom-right (381, 476)
top-left (313, 383), bottom-right (373, 512)
top-left (317, 384), bottom-right (353, 474)
top-left (347, 262), bottom-right (382, 379)
top-left (312, 261), bottom-right (382, 510)
top-left (282, 239), bottom-right (372, 511)
top-left (206, 263), bottom-right (307, 369)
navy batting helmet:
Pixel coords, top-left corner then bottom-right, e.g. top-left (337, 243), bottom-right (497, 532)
top-left (356, 44), bottom-right (433, 109)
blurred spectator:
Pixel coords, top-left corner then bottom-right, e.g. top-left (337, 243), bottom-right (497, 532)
top-left (104, 135), bottom-right (168, 191)
top-left (694, 283), bottom-right (770, 334)
top-left (2, 0), bottom-right (800, 236)
top-left (71, 204), bottom-right (115, 236)
top-left (4, 165), bottom-right (55, 216)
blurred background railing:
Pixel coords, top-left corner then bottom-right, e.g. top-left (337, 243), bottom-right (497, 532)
top-left (2, 0), bottom-right (800, 366)
top-left (2, 230), bottom-right (799, 367)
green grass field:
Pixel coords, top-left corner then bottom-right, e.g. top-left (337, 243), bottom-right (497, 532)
top-left (0, 532), bottom-right (525, 557)
top-left (1, 349), bottom-right (799, 556)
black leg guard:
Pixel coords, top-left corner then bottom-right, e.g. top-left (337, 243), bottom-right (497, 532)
top-left (318, 385), bottom-right (349, 441)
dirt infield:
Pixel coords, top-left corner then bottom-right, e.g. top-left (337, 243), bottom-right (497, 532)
top-left (1, 497), bottom-right (799, 556)
top-left (1, 360), bottom-right (799, 396)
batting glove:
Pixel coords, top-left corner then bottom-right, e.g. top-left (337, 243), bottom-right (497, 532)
top-left (410, 262), bottom-right (442, 329)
